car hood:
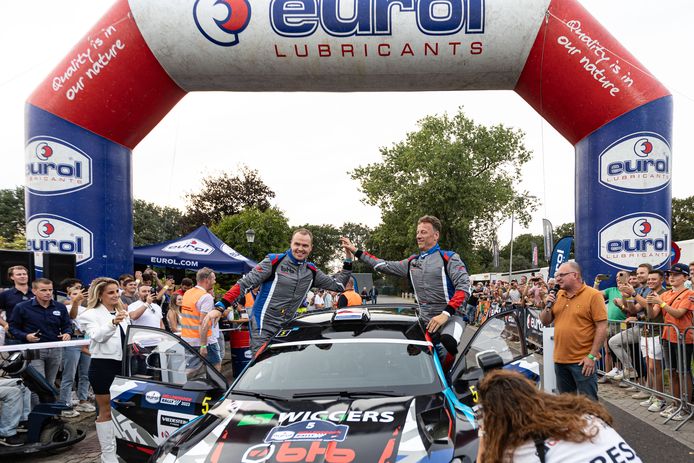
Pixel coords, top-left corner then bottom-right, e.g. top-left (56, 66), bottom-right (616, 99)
top-left (172, 394), bottom-right (454, 463)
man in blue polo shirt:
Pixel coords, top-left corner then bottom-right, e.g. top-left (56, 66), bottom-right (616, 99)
top-left (9, 278), bottom-right (72, 389)
top-left (0, 265), bottom-right (34, 344)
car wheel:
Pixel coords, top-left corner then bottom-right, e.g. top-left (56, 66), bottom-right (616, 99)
top-left (40, 423), bottom-right (78, 444)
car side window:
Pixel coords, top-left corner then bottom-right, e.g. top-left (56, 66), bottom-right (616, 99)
top-left (124, 327), bottom-right (226, 389)
top-left (464, 314), bottom-right (525, 369)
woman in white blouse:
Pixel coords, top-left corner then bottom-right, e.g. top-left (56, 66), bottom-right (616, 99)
top-left (78, 277), bottom-right (129, 463)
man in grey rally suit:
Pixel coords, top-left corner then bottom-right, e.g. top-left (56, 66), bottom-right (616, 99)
top-left (341, 215), bottom-right (470, 357)
top-left (215, 228), bottom-right (353, 352)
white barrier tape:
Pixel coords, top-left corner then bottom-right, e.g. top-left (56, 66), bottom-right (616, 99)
top-left (0, 339), bottom-right (89, 353)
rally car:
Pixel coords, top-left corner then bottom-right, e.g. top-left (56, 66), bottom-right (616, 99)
top-left (111, 305), bottom-right (539, 462)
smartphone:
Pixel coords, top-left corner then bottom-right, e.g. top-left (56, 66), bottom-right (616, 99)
top-left (595, 273), bottom-right (611, 281)
top-left (616, 272), bottom-right (629, 285)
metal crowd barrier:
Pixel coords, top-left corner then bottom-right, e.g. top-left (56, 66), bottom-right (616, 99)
top-left (598, 319), bottom-right (694, 429)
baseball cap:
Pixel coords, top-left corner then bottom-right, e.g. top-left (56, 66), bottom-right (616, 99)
top-left (666, 263), bottom-right (690, 277)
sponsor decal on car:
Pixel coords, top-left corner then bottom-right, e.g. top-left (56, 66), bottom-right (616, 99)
top-left (160, 393), bottom-right (194, 408)
top-left (238, 413), bottom-right (276, 426)
top-left (264, 420), bottom-right (349, 443)
top-left (145, 390), bottom-right (161, 404)
top-left (242, 441), bottom-right (356, 463)
top-left (278, 410), bottom-right (394, 424)
top-left (160, 414), bottom-right (190, 428)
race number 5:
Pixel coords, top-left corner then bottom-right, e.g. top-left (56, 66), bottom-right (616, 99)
top-left (469, 386), bottom-right (479, 403)
top-left (202, 396), bottom-right (211, 414)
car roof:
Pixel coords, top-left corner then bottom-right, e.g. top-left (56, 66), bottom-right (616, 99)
top-left (268, 304), bottom-right (426, 345)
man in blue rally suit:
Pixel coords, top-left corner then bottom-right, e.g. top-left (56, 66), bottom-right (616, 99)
top-left (341, 215), bottom-right (470, 360)
top-left (214, 228), bottom-right (353, 353)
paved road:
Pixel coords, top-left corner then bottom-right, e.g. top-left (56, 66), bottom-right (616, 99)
top-left (604, 400), bottom-right (694, 462)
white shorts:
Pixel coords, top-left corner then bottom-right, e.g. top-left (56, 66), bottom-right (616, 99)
top-left (640, 336), bottom-right (663, 360)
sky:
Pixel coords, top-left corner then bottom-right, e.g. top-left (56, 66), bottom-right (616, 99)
top-left (1, 0), bottom-right (693, 247)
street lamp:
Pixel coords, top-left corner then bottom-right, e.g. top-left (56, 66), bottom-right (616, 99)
top-left (245, 228), bottom-right (255, 259)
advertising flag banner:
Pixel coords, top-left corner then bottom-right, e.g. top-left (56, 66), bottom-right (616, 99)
top-left (542, 219), bottom-right (553, 262)
top-left (549, 236), bottom-right (573, 279)
top-left (531, 242), bottom-right (539, 267)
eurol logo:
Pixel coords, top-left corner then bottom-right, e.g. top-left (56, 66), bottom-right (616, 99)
top-left (162, 238), bottom-right (215, 255)
top-left (599, 132), bottom-right (671, 194)
top-left (25, 137), bottom-right (92, 196)
top-left (270, 0), bottom-right (485, 38)
top-left (194, 0), bottom-right (251, 46)
top-left (599, 213), bottom-right (670, 269)
top-left (26, 214), bottom-right (94, 267)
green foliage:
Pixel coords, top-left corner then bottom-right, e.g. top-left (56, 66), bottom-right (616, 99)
top-left (500, 233), bottom-right (544, 270)
top-left (184, 166), bottom-right (275, 231)
top-left (672, 196), bottom-right (694, 241)
top-left (0, 187), bottom-right (25, 241)
top-left (554, 222), bottom-right (574, 239)
top-left (212, 207), bottom-right (291, 261)
top-left (352, 108), bottom-right (538, 271)
top-left (133, 199), bottom-right (186, 246)
top-left (0, 232), bottom-right (27, 250)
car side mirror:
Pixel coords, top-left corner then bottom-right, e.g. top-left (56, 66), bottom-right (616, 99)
top-left (476, 350), bottom-right (504, 372)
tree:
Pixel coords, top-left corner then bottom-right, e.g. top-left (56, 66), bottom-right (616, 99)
top-left (500, 233), bottom-right (544, 270)
top-left (212, 207), bottom-right (291, 261)
top-left (554, 222), bottom-right (574, 239)
top-left (672, 196), bottom-right (694, 241)
top-left (133, 200), bottom-right (186, 246)
top-left (0, 187), bottom-right (25, 241)
top-left (184, 166), bottom-right (275, 230)
top-left (0, 231), bottom-right (26, 251)
top-left (352, 108), bottom-right (538, 269)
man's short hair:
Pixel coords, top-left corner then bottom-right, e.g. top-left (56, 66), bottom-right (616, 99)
top-left (7, 265), bottom-right (28, 279)
top-left (32, 277), bottom-right (53, 288)
top-left (564, 261), bottom-right (582, 277)
top-left (649, 269), bottom-right (665, 279)
top-left (292, 228), bottom-right (313, 241)
top-left (60, 278), bottom-right (82, 292)
top-left (181, 277), bottom-right (193, 287)
top-left (417, 215), bottom-right (442, 233)
top-left (118, 273), bottom-right (134, 284)
top-left (638, 263), bottom-right (653, 273)
top-left (196, 267), bottom-right (215, 282)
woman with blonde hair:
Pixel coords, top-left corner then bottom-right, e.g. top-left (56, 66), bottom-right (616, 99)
top-left (476, 369), bottom-right (641, 463)
top-left (167, 292), bottom-right (183, 335)
top-left (77, 277), bottom-right (130, 463)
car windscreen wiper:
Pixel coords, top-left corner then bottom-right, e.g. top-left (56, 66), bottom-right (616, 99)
top-left (292, 390), bottom-right (401, 399)
top-left (230, 389), bottom-right (288, 401)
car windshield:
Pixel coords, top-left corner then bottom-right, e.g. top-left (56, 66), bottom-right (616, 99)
top-left (233, 339), bottom-right (441, 397)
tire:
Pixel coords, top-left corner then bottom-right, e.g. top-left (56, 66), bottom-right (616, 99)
top-left (39, 422), bottom-right (78, 444)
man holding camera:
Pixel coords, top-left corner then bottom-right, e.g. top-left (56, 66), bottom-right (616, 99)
top-left (127, 285), bottom-right (164, 329)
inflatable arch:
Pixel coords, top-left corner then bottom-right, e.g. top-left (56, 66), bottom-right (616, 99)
top-left (25, 0), bottom-right (672, 283)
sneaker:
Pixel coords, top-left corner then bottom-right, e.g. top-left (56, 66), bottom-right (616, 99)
top-left (671, 409), bottom-right (692, 422)
top-left (625, 385), bottom-right (638, 392)
top-left (649, 398), bottom-right (666, 412)
top-left (618, 381), bottom-right (631, 389)
top-left (605, 367), bottom-right (620, 378)
top-left (597, 374), bottom-right (610, 384)
top-left (640, 395), bottom-right (656, 407)
top-left (612, 370), bottom-right (625, 381)
top-left (15, 422), bottom-right (28, 434)
top-left (660, 403), bottom-right (677, 418)
top-left (0, 435), bottom-right (23, 447)
top-left (74, 402), bottom-right (96, 413)
top-left (61, 409), bottom-right (80, 418)
top-left (623, 368), bottom-right (638, 379)
top-left (632, 390), bottom-right (650, 400)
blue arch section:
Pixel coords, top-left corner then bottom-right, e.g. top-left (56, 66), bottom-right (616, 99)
top-left (25, 105), bottom-right (133, 282)
top-left (575, 96), bottom-right (673, 282)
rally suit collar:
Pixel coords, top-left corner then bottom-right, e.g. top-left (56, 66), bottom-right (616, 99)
top-left (419, 243), bottom-right (441, 258)
top-left (285, 249), bottom-right (306, 265)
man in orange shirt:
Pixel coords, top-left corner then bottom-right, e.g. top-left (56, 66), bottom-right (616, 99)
top-left (541, 262), bottom-right (607, 401)
top-left (646, 263), bottom-right (694, 421)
